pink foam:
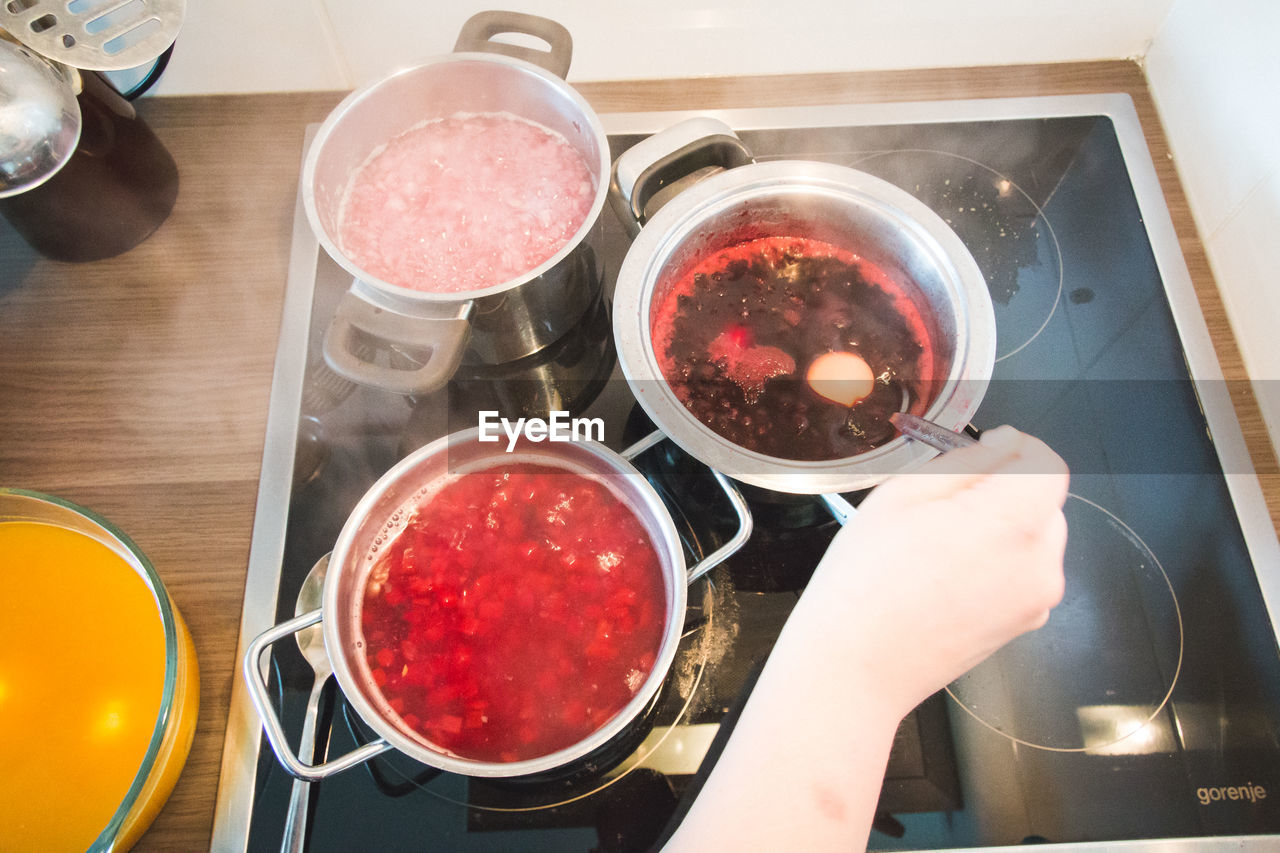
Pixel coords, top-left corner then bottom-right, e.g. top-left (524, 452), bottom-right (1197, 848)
top-left (339, 113), bottom-right (595, 293)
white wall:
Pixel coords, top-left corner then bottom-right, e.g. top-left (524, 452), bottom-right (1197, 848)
top-left (1144, 0), bottom-right (1280, 451)
top-left (150, 1), bottom-right (1170, 95)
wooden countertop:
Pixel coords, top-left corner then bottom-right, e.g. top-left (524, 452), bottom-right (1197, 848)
top-left (1, 61), bottom-right (1275, 852)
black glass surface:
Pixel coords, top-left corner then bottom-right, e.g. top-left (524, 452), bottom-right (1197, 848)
top-left (244, 115), bottom-right (1280, 851)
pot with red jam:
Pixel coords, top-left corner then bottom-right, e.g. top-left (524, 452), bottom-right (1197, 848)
top-left (611, 118), bottom-right (996, 494)
top-left (359, 462), bottom-right (667, 764)
top-left (242, 428), bottom-right (751, 781)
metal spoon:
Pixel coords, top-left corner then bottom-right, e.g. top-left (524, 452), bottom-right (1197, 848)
top-left (822, 414), bottom-right (979, 524)
top-left (890, 412), bottom-right (979, 451)
top-left (281, 554), bottom-right (331, 853)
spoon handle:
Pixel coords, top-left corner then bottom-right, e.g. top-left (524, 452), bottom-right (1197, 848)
top-left (281, 673), bottom-right (328, 853)
top-left (890, 412), bottom-right (978, 452)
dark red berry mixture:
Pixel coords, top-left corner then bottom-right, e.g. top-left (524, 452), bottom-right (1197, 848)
top-left (652, 236), bottom-right (935, 460)
top-left (360, 463), bottom-right (667, 763)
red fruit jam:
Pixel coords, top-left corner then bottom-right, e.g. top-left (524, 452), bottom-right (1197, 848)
top-left (359, 463), bottom-right (667, 763)
top-left (652, 235), bottom-right (936, 460)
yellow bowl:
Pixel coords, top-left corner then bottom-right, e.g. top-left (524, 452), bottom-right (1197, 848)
top-left (0, 489), bottom-right (199, 852)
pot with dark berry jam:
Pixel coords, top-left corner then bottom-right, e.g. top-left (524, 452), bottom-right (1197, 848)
top-left (653, 235), bottom-right (934, 460)
top-left (613, 149), bottom-right (996, 494)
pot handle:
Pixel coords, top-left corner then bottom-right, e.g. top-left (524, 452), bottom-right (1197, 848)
top-left (243, 608), bottom-right (394, 781)
top-left (622, 430), bottom-right (754, 584)
top-left (453, 11), bottom-right (573, 79)
top-left (609, 117), bottom-right (755, 238)
top-left (323, 289), bottom-right (473, 396)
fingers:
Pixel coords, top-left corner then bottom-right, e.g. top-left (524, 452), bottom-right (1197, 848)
top-left (1024, 506), bottom-right (1069, 611)
top-left (1004, 504), bottom-right (1069, 636)
top-left (860, 441), bottom-right (1013, 508)
top-left (960, 444), bottom-right (1069, 561)
top-left (977, 427), bottom-right (1070, 504)
top-left (864, 426), bottom-right (1069, 511)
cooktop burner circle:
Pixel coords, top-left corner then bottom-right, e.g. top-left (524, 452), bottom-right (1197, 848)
top-left (945, 493), bottom-right (1183, 753)
top-left (845, 148), bottom-right (1064, 363)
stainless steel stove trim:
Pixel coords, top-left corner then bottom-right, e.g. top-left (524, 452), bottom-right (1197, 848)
top-left (210, 96), bottom-right (1280, 852)
top-left (943, 838), bottom-right (1280, 853)
top-left (210, 128), bottom-right (322, 852)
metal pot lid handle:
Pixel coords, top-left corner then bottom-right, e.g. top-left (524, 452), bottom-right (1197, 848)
top-left (453, 10), bottom-right (573, 79)
top-left (622, 429), bottom-right (754, 584)
top-left (608, 117), bottom-right (755, 238)
top-left (242, 608), bottom-right (393, 781)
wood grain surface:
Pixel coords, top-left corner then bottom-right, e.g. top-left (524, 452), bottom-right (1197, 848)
top-left (0, 61), bottom-right (1273, 852)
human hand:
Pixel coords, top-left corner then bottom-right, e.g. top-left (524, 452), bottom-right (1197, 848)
top-left (661, 429), bottom-right (1066, 852)
top-left (799, 426), bottom-right (1070, 719)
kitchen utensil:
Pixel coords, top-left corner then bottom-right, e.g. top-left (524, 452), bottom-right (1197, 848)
top-left (243, 427), bottom-right (751, 781)
top-left (611, 118), bottom-right (995, 495)
top-left (281, 554), bottom-right (332, 853)
top-left (303, 11), bottom-right (610, 395)
top-left (0, 0), bottom-right (184, 71)
top-left (0, 488), bottom-right (199, 853)
top-left (818, 413), bottom-right (976, 526)
top-left (890, 412), bottom-right (979, 451)
top-left (0, 65), bottom-right (178, 260)
top-left (0, 38), bottom-right (80, 198)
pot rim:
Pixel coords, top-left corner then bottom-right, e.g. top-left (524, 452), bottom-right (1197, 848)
top-left (301, 51), bottom-right (612, 305)
top-left (613, 159), bottom-right (996, 494)
top-left (320, 427), bottom-right (691, 778)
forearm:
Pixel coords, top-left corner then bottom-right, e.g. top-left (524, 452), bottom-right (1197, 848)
top-left (663, 602), bottom-right (905, 851)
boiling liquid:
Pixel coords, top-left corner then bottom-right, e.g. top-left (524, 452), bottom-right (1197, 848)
top-left (338, 112), bottom-right (595, 293)
top-left (361, 464), bottom-right (666, 763)
top-left (653, 236), bottom-right (934, 460)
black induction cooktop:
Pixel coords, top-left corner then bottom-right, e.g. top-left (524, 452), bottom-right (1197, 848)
top-left (213, 95), bottom-right (1280, 852)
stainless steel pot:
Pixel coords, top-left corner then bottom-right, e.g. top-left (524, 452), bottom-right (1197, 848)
top-left (243, 428), bottom-right (751, 781)
top-left (302, 12), bottom-right (611, 395)
top-left (611, 118), bottom-right (997, 494)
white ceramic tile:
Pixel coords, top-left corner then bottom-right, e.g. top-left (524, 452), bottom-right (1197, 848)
top-left (321, 0), bottom-right (1170, 90)
top-left (1201, 166), bottom-right (1280, 450)
top-left (318, 2), bottom-right (474, 87)
top-left (149, 0), bottom-right (349, 95)
top-left (1145, 0), bottom-right (1280, 238)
